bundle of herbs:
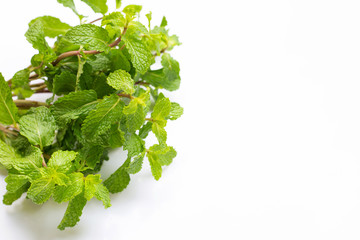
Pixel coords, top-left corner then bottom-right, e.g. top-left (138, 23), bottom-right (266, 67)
top-left (0, 0), bottom-right (182, 230)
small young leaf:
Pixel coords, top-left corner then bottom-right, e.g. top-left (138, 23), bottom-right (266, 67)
top-left (81, 0), bottom-right (108, 15)
top-left (107, 69), bottom-right (135, 94)
top-left (126, 153), bottom-right (144, 174)
top-left (48, 150), bottom-right (78, 173)
top-left (169, 102), bottom-right (184, 120)
top-left (54, 172), bottom-right (84, 203)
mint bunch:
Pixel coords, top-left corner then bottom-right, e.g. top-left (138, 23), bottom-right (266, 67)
top-left (0, 0), bottom-right (182, 230)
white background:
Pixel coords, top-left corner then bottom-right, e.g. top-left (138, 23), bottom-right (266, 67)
top-left (1, 0), bottom-right (360, 239)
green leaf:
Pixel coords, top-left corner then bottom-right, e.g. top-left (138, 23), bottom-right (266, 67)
top-left (57, 0), bottom-right (82, 17)
top-left (11, 69), bottom-right (33, 99)
top-left (58, 192), bottom-right (87, 230)
top-left (160, 16), bottom-right (167, 27)
top-left (104, 158), bottom-right (130, 193)
top-left (65, 24), bottom-right (110, 52)
top-left (139, 122), bottom-right (153, 139)
top-left (152, 122), bottom-right (167, 144)
top-left (51, 90), bottom-right (98, 126)
top-left (124, 104), bottom-right (146, 132)
top-left (82, 94), bottom-right (124, 138)
top-left (81, 0), bottom-right (108, 14)
top-left (48, 150), bottom-right (78, 173)
top-left (19, 107), bottom-right (57, 150)
top-left (102, 12), bottom-right (125, 28)
top-left (0, 73), bottom-right (18, 126)
top-left (123, 5), bottom-right (142, 20)
top-left (3, 183), bottom-right (30, 205)
top-left (149, 144), bottom-right (177, 166)
top-left (53, 71), bottom-right (77, 95)
top-left (12, 146), bottom-right (43, 175)
top-left (0, 140), bottom-right (19, 169)
top-left (169, 102), bottom-right (184, 120)
top-left (151, 93), bottom-right (171, 121)
top-left (147, 152), bottom-right (162, 181)
top-left (126, 152), bottom-right (144, 174)
top-left (123, 28), bottom-right (152, 74)
top-left (54, 172), bottom-right (84, 203)
top-left (84, 174), bottom-right (111, 208)
top-left (5, 174), bottom-right (29, 192)
top-left (107, 69), bottom-right (135, 94)
top-left (29, 16), bottom-right (71, 38)
top-left (116, 0), bottom-right (122, 9)
top-left (161, 53), bottom-right (181, 90)
top-left (77, 145), bottom-right (104, 169)
top-left (25, 20), bottom-right (49, 53)
top-left (27, 177), bottom-right (56, 204)
top-left (124, 133), bottom-right (145, 157)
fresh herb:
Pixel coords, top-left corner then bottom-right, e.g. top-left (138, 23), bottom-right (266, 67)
top-left (0, 0), bottom-right (182, 230)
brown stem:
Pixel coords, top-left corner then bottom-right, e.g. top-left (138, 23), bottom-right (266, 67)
top-left (145, 118), bottom-right (154, 122)
top-left (117, 93), bottom-right (134, 99)
top-left (32, 84), bottom-right (47, 91)
top-left (0, 125), bottom-right (18, 136)
top-left (52, 27), bottom-right (128, 66)
top-left (14, 100), bottom-right (49, 109)
top-left (135, 81), bottom-right (150, 86)
top-left (41, 154), bottom-right (47, 168)
top-left (89, 17), bottom-right (103, 24)
top-left (30, 82), bottom-right (45, 88)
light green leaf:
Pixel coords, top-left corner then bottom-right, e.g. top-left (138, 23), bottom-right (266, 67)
top-left (51, 90), bottom-right (98, 125)
top-left (29, 16), bottom-right (71, 38)
top-left (126, 152), bottom-right (144, 174)
top-left (104, 158), bottom-right (130, 193)
top-left (58, 192), bottom-right (87, 230)
top-left (107, 69), bottom-right (134, 94)
top-left (81, 0), bottom-right (108, 14)
top-left (12, 146), bottom-right (43, 175)
top-left (102, 12), bottom-right (125, 28)
top-left (161, 53), bottom-right (181, 90)
top-left (19, 107), bottom-right (57, 150)
top-left (82, 94), bottom-right (124, 138)
top-left (57, 0), bottom-right (82, 17)
top-left (147, 152), bottom-right (162, 181)
top-left (54, 172), bottom-right (84, 203)
top-left (77, 145), bottom-right (104, 169)
top-left (149, 144), bottom-right (177, 166)
top-left (0, 73), bottom-right (18, 126)
top-left (152, 122), bottom-right (167, 144)
top-left (139, 122), bottom-right (153, 139)
top-left (116, 0), bottom-right (122, 9)
top-left (5, 174), bottom-right (29, 192)
top-left (123, 36), bottom-right (152, 74)
top-left (169, 102), bottom-right (184, 120)
top-left (3, 183), bottom-right (30, 205)
top-left (124, 133), bottom-right (145, 157)
top-left (48, 150), bottom-right (78, 173)
top-left (123, 5), bottom-right (142, 20)
top-left (65, 24), bottom-right (110, 52)
top-left (0, 140), bottom-right (19, 169)
top-left (160, 16), bottom-right (167, 27)
top-left (25, 20), bottom-right (50, 53)
top-left (27, 177), bottom-right (55, 204)
top-left (84, 174), bottom-right (111, 208)
top-left (11, 69), bottom-right (32, 99)
top-left (151, 93), bottom-right (171, 121)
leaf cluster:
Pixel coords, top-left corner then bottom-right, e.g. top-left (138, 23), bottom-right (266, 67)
top-left (0, 0), bottom-right (183, 230)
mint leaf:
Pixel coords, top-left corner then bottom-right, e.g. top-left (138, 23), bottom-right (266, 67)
top-left (0, 73), bottom-right (18, 126)
top-left (11, 69), bottom-right (32, 99)
top-left (29, 16), bottom-right (71, 38)
top-left (107, 69), bottom-right (135, 94)
top-left (54, 172), bottom-right (84, 203)
top-left (82, 94), bottom-right (124, 138)
top-left (149, 144), bottom-right (177, 166)
top-left (139, 122), bottom-right (153, 139)
top-left (152, 122), bottom-right (167, 144)
top-left (123, 5), bottom-right (142, 20)
top-left (104, 158), bottom-right (130, 193)
top-left (51, 90), bottom-right (98, 125)
top-left (116, 0), bottom-right (122, 9)
top-left (19, 107), bottom-right (57, 150)
top-left (3, 183), bottom-right (30, 205)
top-left (169, 102), bottom-right (184, 120)
top-left (147, 152), bottom-right (162, 181)
top-left (53, 71), bottom-right (77, 95)
top-left (27, 177), bottom-right (56, 204)
top-left (124, 133), bottom-right (145, 157)
top-left (12, 146), bottom-right (43, 175)
top-left (58, 192), bottom-right (87, 230)
top-left (65, 24), bottom-right (110, 52)
top-left (84, 174), bottom-right (111, 208)
top-left (57, 0), bottom-right (81, 17)
top-left (152, 93), bottom-right (171, 120)
top-left (126, 153), bottom-right (144, 174)
top-left (5, 174), bottom-right (29, 192)
top-left (161, 53), bottom-right (181, 90)
top-left (48, 150), bottom-right (78, 173)
top-left (0, 140), bottom-right (19, 169)
top-left (81, 0), bottom-right (108, 14)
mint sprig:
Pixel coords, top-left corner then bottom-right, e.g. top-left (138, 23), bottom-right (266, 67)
top-left (0, 0), bottom-right (183, 230)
